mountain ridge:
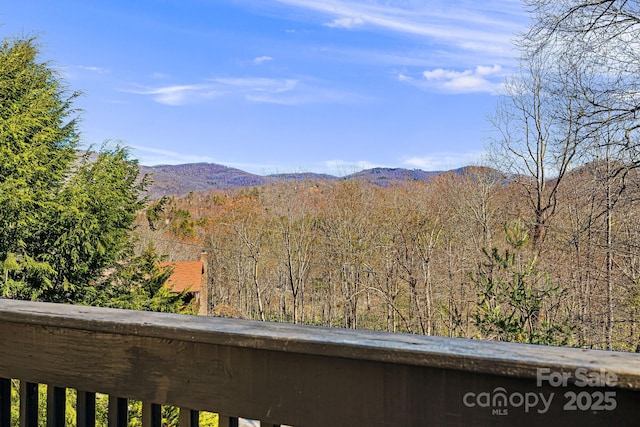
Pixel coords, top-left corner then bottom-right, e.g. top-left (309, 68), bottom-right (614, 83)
top-left (139, 162), bottom-right (483, 199)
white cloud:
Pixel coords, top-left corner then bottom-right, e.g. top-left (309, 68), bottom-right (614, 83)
top-left (398, 65), bottom-right (504, 94)
top-left (122, 79), bottom-right (294, 106)
top-left (253, 56), bottom-right (274, 64)
top-left (272, 0), bottom-right (525, 61)
top-left (213, 77), bottom-right (297, 93)
top-left (214, 77), bottom-right (302, 104)
top-left (234, 1), bottom-right (526, 94)
top-left (59, 64), bottom-right (110, 80)
top-left (475, 64), bottom-right (502, 76)
top-left (124, 76), bottom-right (366, 106)
top-left (122, 84), bottom-right (220, 106)
top-left (75, 65), bottom-right (109, 74)
top-left (403, 151), bottom-right (486, 171)
top-left (151, 72), bottom-right (171, 79)
top-left (324, 16), bottom-right (364, 29)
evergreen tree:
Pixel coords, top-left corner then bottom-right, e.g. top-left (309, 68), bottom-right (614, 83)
top-left (43, 145), bottom-right (148, 302)
top-left (89, 242), bottom-right (189, 313)
top-left (0, 36), bottom-right (79, 300)
top-left (471, 222), bottom-right (575, 345)
top-left (0, 35), bottom-right (180, 310)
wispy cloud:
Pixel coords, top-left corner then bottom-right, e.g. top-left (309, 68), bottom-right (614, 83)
top-left (253, 55), bottom-right (274, 64)
top-left (425, 64), bottom-right (505, 93)
top-left (271, 0), bottom-right (525, 62)
top-left (324, 16), bottom-right (364, 29)
top-left (403, 151), bottom-right (486, 171)
top-left (234, 0), bottom-right (527, 93)
top-left (398, 65), bottom-right (505, 94)
top-left (131, 145), bottom-right (218, 165)
top-left (213, 77), bottom-right (297, 92)
top-left (59, 64), bottom-right (110, 79)
top-left (151, 72), bottom-right (171, 79)
top-left (213, 76), bottom-right (303, 105)
top-left (122, 84), bottom-right (221, 106)
top-left (75, 65), bottom-right (110, 74)
top-left (123, 76), bottom-right (366, 106)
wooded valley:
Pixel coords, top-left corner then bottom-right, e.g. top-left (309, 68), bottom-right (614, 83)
top-left (137, 163), bottom-right (640, 352)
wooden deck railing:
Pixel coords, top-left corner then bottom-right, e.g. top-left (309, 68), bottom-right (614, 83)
top-left (1, 299), bottom-right (640, 426)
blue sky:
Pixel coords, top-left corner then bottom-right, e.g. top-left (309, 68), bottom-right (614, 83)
top-left (2, 0), bottom-right (528, 175)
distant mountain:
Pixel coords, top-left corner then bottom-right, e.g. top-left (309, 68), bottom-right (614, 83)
top-left (348, 167), bottom-right (443, 186)
top-left (139, 162), bottom-right (472, 199)
top-left (268, 172), bottom-right (339, 182)
top-left (139, 163), bottom-right (269, 198)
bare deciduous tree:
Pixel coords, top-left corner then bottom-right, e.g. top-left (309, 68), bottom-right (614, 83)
top-left (490, 45), bottom-right (582, 251)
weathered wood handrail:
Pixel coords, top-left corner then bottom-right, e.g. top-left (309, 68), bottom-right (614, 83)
top-left (1, 299), bottom-right (640, 426)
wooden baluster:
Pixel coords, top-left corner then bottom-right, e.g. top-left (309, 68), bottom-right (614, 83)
top-left (179, 408), bottom-right (199, 427)
top-left (142, 402), bottom-right (162, 427)
top-left (218, 415), bottom-right (239, 427)
top-left (77, 391), bottom-right (96, 427)
top-left (107, 396), bottom-right (127, 427)
top-left (46, 386), bottom-right (66, 427)
top-left (19, 381), bottom-right (38, 427)
top-left (0, 378), bottom-right (10, 427)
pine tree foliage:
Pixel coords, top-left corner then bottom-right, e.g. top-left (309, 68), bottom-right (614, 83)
top-left (0, 37), bottom-right (78, 291)
top-left (0, 35), bottom-right (182, 312)
top-left (44, 145), bottom-right (148, 302)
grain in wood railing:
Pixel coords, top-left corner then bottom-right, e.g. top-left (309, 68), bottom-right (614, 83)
top-left (1, 299), bottom-right (640, 426)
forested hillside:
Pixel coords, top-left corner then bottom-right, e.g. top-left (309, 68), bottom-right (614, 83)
top-left (137, 163), bottom-right (640, 351)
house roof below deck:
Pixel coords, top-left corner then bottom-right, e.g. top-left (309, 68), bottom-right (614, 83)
top-left (159, 261), bottom-right (203, 293)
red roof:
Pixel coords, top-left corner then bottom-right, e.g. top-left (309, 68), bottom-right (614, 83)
top-left (159, 261), bottom-right (203, 293)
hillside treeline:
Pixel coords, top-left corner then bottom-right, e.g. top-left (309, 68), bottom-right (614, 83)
top-left (138, 165), bottom-right (640, 352)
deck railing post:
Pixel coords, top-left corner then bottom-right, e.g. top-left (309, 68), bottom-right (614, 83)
top-left (142, 402), bottom-right (162, 427)
top-left (19, 381), bottom-right (38, 427)
top-left (0, 378), bottom-right (10, 427)
top-left (179, 408), bottom-right (199, 427)
top-left (218, 415), bottom-right (239, 427)
top-left (76, 391), bottom-right (96, 427)
top-left (46, 386), bottom-right (66, 427)
top-left (107, 396), bottom-right (127, 427)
